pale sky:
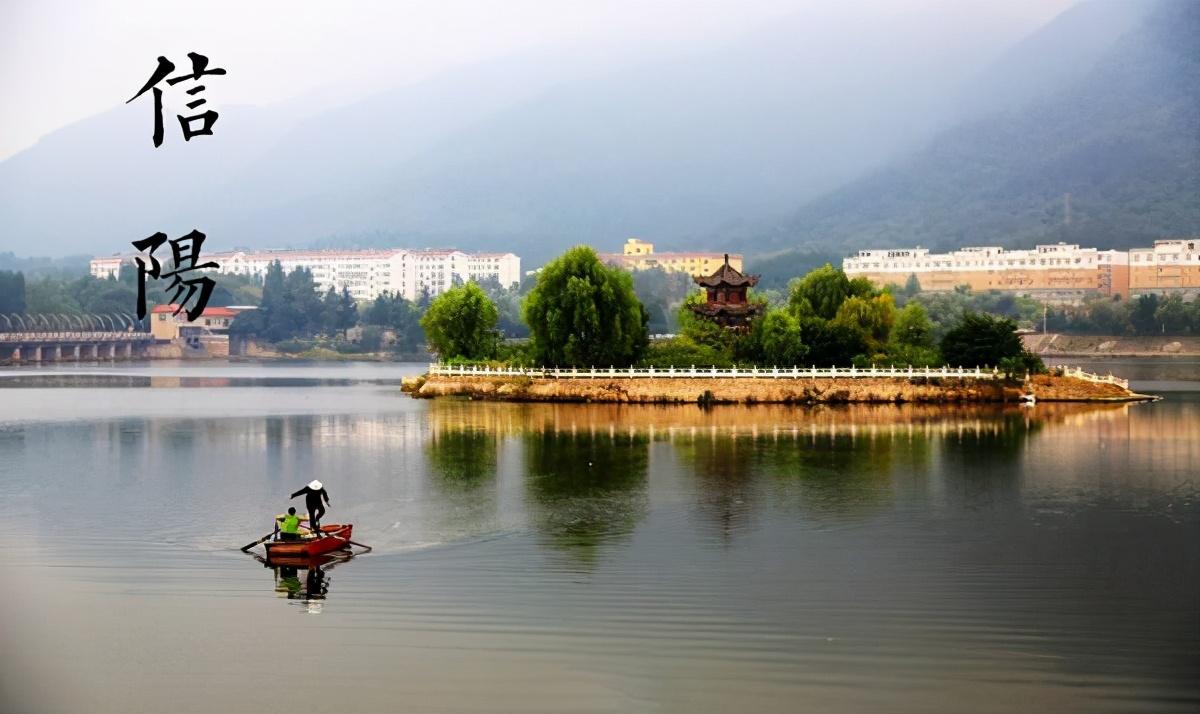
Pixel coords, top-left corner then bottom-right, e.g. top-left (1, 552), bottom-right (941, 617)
top-left (0, 0), bottom-right (1080, 161)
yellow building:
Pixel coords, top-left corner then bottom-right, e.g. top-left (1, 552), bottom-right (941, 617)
top-left (599, 238), bottom-right (743, 278)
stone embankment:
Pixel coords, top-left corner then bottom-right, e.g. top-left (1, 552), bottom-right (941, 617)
top-left (407, 373), bottom-right (1144, 404)
top-left (1023, 334), bottom-right (1200, 357)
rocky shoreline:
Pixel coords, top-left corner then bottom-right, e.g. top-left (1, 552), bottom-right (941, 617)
top-left (1023, 334), bottom-right (1200, 358)
top-left (406, 373), bottom-right (1149, 404)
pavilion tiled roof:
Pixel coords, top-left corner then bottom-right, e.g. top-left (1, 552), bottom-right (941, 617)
top-left (693, 254), bottom-right (759, 288)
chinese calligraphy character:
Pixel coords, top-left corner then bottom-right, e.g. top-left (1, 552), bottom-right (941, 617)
top-left (127, 53), bottom-right (227, 147)
top-left (131, 230), bottom-right (220, 320)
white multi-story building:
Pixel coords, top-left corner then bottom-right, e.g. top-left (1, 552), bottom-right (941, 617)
top-left (843, 243), bottom-right (1130, 303)
top-left (844, 239), bottom-right (1200, 303)
top-left (91, 248), bottom-right (521, 302)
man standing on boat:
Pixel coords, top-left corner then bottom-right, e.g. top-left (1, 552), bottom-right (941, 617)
top-left (290, 480), bottom-right (331, 534)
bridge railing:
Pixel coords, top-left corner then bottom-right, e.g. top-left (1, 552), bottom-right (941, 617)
top-left (0, 331), bottom-right (153, 343)
top-left (428, 362), bottom-right (1130, 388)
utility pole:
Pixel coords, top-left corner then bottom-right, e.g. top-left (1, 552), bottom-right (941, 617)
top-left (1043, 303), bottom-right (1048, 334)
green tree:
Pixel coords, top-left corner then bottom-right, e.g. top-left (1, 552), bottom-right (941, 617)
top-left (883, 343), bottom-right (941, 367)
top-left (319, 286), bottom-right (358, 337)
top-left (1090, 298), bottom-right (1131, 335)
top-left (939, 312), bottom-right (1026, 368)
top-left (799, 317), bottom-right (868, 366)
top-left (420, 282), bottom-right (499, 360)
top-left (787, 263), bottom-right (851, 319)
top-left (893, 301), bottom-right (934, 347)
top-left (678, 291), bottom-right (737, 351)
top-left (639, 335), bottom-right (735, 368)
top-left (904, 273), bottom-right (921, 297)
top-left (833, 293), bottom-right (895, 348)
top-left (363, 292), bottom-right (423, 351)
top-left (751, 309), bottom-right (807, 365)
top-left (1130, 294), bottom-right (1160, 335)
top-left (25, 277), bottom-right (83, 313)
top-left (848, 276), bottom-right (878, 299)
top-left (1154, 294), bottom-right (1190, 334)
top-left (0, 270), bottom-right (26, 313)
top-left (230, 261), bottom-right (325, 342)
top-left (523, 246), bottom-right (648, 366)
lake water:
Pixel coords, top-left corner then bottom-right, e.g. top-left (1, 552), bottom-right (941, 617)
top-left (1, 360), bottom-right (1197, 713)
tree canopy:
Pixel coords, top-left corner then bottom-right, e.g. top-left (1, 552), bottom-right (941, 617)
top-left (420, 282), bottom-right (499, 360)
top-left (939, 312), bottom-right (1025, 368)
top-left (523, 246), bottom-right (648, 366)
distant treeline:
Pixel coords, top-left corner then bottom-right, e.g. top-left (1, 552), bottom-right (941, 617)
top-left (3, 250), bottom-right (1194, 369)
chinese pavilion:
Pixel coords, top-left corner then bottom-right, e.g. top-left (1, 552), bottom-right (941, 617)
top-left (689, 254), bottom-right (763, 331)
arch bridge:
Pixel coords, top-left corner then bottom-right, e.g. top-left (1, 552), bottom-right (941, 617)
top-left (0, 313), bottom-right (154, 363)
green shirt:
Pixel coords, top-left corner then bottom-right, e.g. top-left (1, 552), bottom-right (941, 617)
top-left (280, 514), bottom-right (302, 534)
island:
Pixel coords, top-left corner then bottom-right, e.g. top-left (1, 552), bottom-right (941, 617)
top-left (405, 364), bottom-right (1150, 404)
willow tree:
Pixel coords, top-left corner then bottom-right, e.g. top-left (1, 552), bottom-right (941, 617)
top-left (522, 246), bottom-right (648, 366)
top-left (420, 282), bottom-right (499, 360)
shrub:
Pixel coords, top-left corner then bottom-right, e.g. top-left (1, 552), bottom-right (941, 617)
top-left (639, 336), bottom-right (736, 368)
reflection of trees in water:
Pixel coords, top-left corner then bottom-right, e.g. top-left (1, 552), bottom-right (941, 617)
top-left (426, 427), bottom-right (497, 492)
top-left (676, 429), bottom-right (921, 536)
top-left (523, 428), bottom-right (649, 564)
top-left (421, 426), bottom-right (501, 540)
top-left (936, 413), bottom-right (1042, 503)
top-left (762, 433), bottom-right (903, 520)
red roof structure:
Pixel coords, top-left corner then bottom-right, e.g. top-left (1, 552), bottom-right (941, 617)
top-left (150, 304), bottom-right (242, 318)
top-left (689, 255), bottom-right (763, 331)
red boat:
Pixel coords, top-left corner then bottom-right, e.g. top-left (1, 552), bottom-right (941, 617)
top-left (264, 524), bottom-right (354, 559)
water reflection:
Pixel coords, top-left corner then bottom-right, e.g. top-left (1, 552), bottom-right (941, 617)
top-left (427, 427), bottom-right (497, 491)
top-left (523, 427), bottom-right (649, 563)
top-left (2, 364), bottom-right (1195, 713)
top-left (254, 553), bottom-right (353, 614)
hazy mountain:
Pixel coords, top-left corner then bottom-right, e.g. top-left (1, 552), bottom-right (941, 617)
top-left (768, 0), bottom-right (1197, 258)
top-left (0, 5), bottom-right (1032, 261)
top-left (0, 1), bottom-right (1179, 265)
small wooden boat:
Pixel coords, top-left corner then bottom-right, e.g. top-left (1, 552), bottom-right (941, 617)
top-left (264, 524), bottom-right (354, 560)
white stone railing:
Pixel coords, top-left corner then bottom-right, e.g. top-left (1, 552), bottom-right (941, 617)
top-left (428, 362), bottom-right (1130, 389)
top-left (1051, 365), bottom-right (1130, 389)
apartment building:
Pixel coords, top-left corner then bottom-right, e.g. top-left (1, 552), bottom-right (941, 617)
top-left (1128, 239), bottom-right (1200, 299)
top-left (91, 248), bottom-right (521, 302)
top-left (843, 243), bottom-right (1130, 303)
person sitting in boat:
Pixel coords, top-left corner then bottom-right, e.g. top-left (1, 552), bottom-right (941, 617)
top-left (290, 480), bottom-right (331, 534)
top-left (276, 507), bottom-right (304, 541)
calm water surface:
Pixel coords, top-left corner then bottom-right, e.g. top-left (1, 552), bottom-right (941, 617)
top-left (0, 360), bottom-right (1197, 713)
